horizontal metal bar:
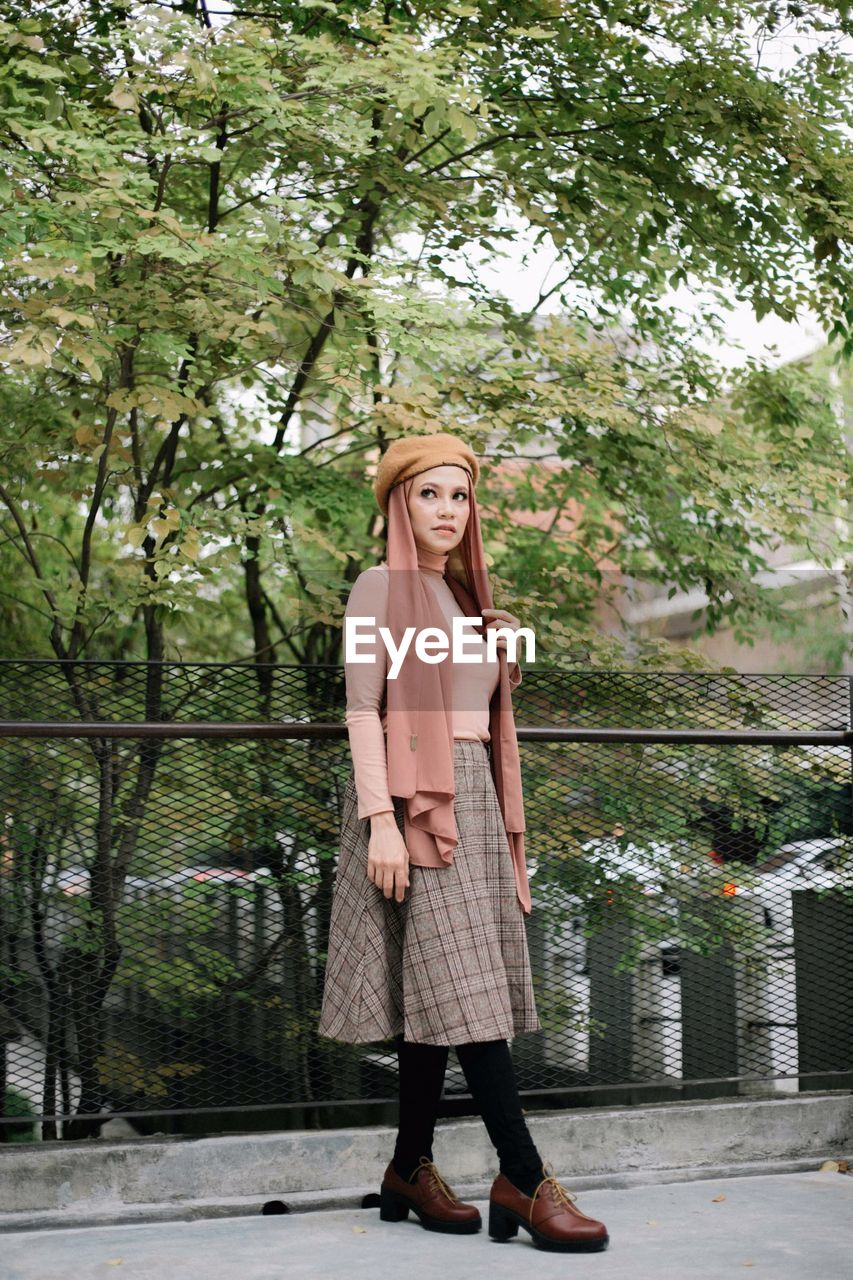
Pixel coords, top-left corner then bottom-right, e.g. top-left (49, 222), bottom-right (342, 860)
top-left (520, 727), bottom-right (853, 744)
top-left (0, 660), bottom-right (848, 680)
top-left (0, 721), bottom-right (345, 740)
top-left (0, 722), bottom-right (849, 743)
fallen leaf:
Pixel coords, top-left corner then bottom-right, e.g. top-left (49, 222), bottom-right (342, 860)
top-left (711, 1194), bottom-right (727, 1203)
top-left (742, 1264), bottom-right (755, 1269)
top-left (352, 1226), bottom-right (367, 1235)
top-left (105, 1263), bottom-right (123, 1268)
top-left (646, 1219), bottom-right (659, 1226)
top-left (820, 1160), bottom-right (840, 1173)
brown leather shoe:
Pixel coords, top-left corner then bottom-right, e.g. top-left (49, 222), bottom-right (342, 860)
top-left (380, 1157), bottom-right (482, 1234)
top-left (489, 1165), bottom-right (609, 1252)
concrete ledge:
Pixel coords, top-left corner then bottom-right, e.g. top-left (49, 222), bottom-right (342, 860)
top-left (0, 1156), bottom-right (842, 1234)
top-left (1, 1092), bottom-right (851, 1233)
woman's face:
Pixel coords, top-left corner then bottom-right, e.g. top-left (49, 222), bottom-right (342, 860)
top-left (406, 464), bottom-right (471, 557)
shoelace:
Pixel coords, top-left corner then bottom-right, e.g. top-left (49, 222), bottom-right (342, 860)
top-left (416, 1156), bottom-right (459, 1202)
top-left (529, 1162), bottom-right (579, 1224)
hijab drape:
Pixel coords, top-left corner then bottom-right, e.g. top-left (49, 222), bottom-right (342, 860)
top-left (381, 474), bottom-right (531, 913)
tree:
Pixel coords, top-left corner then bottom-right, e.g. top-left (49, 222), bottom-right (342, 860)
top-left (1, 1), bottom-right (849, 667)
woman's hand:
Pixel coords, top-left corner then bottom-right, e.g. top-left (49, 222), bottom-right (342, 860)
top-left (367, 811), bottom-right (410, 903)
top-left (481, 606), bottom-right (521, 651)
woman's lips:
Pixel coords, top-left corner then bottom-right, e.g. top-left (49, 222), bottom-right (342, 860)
top-left (434, 526), bottom-right (455, 534)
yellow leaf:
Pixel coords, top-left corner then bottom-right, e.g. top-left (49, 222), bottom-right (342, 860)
top-left (105, 389), bottom-right (138, 412)
top-left (711, 1194), bottom-right (726, 1203)
top-left (126, 527), bottom-right (147, 548)
top-left (7, 335), bottom-right (51, 366)
top-left (11, 258), bottom-right (65, 281)
top-left (44, 306), bottom-right (95, 329)
top-left (181, 529), bottom-right (200, 561)
top-left (692, 411), bottom-right (723, 436)
top-left (108, 83), bottom-right (137, 110)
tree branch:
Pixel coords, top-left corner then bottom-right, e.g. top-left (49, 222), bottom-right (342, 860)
top-left (0, 483), bottom-right (67, 657)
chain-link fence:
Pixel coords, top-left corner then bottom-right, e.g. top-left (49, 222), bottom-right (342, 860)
top-left (1, 661), bottom-right (851, 1141)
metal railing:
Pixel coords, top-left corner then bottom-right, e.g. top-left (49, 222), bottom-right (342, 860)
top-left (0, 661), bottom-right (850, 1140)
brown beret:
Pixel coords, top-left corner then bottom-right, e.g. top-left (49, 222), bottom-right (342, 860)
top-left (374, 432), bottom-right (480, 516)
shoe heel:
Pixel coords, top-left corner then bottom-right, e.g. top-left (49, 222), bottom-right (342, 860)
top-left (488, 1201), bottom-right (519, 1242)
top-left (380, 1187), bottom-right (410, 1222)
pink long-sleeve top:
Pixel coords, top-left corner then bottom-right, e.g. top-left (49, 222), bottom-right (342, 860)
top-left (344, 546), bottom-right (520, 823)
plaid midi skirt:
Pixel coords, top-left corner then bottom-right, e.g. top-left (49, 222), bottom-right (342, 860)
top-left (318, 739), bottom-right (541, 1046)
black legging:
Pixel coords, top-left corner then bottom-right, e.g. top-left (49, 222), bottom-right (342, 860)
top-left (392, 1035), bottom-right (543, 1195)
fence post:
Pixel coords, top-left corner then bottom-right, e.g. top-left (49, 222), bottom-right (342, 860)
top-left (679, 899), bottom-right (739, 1096)
top-left (792, 889), bottom-right (853, 1091)
top-left (588, 917), bottom-right (634, 1084)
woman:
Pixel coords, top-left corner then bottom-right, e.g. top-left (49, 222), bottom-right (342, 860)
top-left (319, 433), bottom-right (608, 1253)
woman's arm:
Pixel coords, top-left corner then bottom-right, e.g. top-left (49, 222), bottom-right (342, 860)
top-left (344, 568), bottom-right (396, 819)
top-left (344, 568), bottom-right (410, 902)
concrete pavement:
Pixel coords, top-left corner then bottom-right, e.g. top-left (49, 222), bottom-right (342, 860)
top-left (4, 1170), bottom-right (853, 1280)
top-left (3, 1093), bottom-right (852, 1230)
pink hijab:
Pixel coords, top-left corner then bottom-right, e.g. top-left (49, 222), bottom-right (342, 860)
top-left (381, 471), bottom-right (531, 914)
